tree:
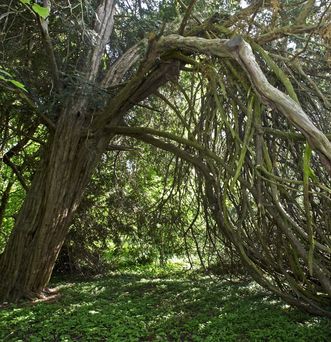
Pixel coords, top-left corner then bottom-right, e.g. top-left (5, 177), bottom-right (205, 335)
top-left (0, 0), bottom-right (330, 317)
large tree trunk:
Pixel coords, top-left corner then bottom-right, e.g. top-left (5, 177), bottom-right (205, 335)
top-left (0, 54), bottom-right (179, 302)
top-left (0, 0), bottom-right (118, 301)
top-left (0, 104), bottom-right (105, 301)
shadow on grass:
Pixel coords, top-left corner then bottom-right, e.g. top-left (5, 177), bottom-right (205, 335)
top-left (0, 270), bottom-right (330, 341)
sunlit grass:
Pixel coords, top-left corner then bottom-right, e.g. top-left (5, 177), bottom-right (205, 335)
top-left (0, 265), bottom-right (330, 341)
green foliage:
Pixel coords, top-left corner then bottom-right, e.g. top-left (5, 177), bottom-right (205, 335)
top-left (0, 266), bottom-right (330, 341)
top-left (0, 182), bottom-right (25, 253)
top-left (0, 67), bottom-right (27, 92)
top-left (31, 4), bottom-right (50, 19)
top-left (19, 0), bottom-right (50, 19)
top-left (56, 140), bottom-right (205, 274)
top-left (1, 0), bottom-right (330, 318)
top-left (0, 100), bottom-right (42, 253)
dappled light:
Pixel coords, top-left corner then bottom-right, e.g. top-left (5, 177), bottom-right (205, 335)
top-left (1, 267), bottom-right (330, 341)
top-left (0, 0), bottom-right (330, 339)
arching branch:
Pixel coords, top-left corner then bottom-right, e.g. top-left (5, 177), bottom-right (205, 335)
top-left (157, 34), bottom-right (331, 174)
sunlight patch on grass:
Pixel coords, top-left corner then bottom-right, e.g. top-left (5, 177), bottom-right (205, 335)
top-left (0, 267), bottom-right (330, 341)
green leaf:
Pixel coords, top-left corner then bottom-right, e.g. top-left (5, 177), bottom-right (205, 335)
top-left (9, 79), bottom-right (27, 92)
top-left (32, 4), bottom-right (50, 19)
top-left (20, 0), bottom-right (31, 4)
top-left (0, 68), bottom-right (12, 78)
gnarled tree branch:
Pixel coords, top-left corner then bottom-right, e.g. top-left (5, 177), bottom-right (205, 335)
top-left (157, 34), bottom-right (331, 174)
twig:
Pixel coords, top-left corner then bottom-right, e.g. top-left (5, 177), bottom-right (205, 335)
top-left (37, 0), bottom-right (61, 92)
top-left (178, 0), bottom-right (197, 34)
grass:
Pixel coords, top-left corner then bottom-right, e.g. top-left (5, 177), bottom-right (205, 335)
top-left (0, 265), bottom-right (330, 341)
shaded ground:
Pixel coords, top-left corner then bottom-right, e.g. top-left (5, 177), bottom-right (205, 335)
top-left (0, 266), bottom-right (330, 341)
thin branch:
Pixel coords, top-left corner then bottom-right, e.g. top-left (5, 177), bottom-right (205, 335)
top-left (37, 0), bottom-right (61, 92)
top-left (263, 127), bottom-right (331, 141)
top-left (157, 34), bottom-right (331, 173)
top-left (120, 132), bottom-right (213, 181)
top-left (291, 1), bottom-right (331, 61)
top-left (178, 0), bottom-right (197, 34)
top-left (106, 144), bottom-right (140, 152)
top-left (2, 156), bottom-right (28, 191)
top-left (256, 25), bottom-right (318, 44)
top-left (227, 36), bottom-right (331, 172)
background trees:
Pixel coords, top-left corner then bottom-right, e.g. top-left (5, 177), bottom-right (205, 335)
top-left (0, 0), bottom-right (330, 317)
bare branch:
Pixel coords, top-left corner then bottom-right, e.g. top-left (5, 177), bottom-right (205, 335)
top-left (226, 36), bottom-right (331, 172)
top-left (178, 0), bottom-right (198, 34)
top-left (157, 34), bottom-right (331, 174)
top-left (257, 25), bottom-right (318, 44)
top-left (2, 156), bottom-right (28, 191)
top-left (106, 144), bottom-right (140, 152)
top-left (38, 0), bottom-right (61, 92)
top-left (87, 0), bottom-right (116, 82)
top-left (117, 132), bottom-right (213, 182)
top-left (158, 34), bottom-right (230, 57)
top-left (101, 40), bottom-right (147, 87)
top-left (296, 0), bottom-right (316, 24)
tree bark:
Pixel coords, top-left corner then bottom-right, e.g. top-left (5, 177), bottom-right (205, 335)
top-left (1, 20), bottom-right (330, 315)
top-left (0, 104), bottom-right (105, 301)
top-left (0, 55), bottom-right (180, 302)
top-left (0, 0), bottom-right (124, 301)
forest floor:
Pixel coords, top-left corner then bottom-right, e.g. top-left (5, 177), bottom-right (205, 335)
top-left (0, 265), bottom-right (330, 341)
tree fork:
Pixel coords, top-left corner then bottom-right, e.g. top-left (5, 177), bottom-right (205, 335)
top-left (0, 58), bottom-right (180, 302)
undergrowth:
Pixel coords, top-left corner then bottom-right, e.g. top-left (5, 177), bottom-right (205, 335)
top-left (0, 264), bottom-right (330, 341)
